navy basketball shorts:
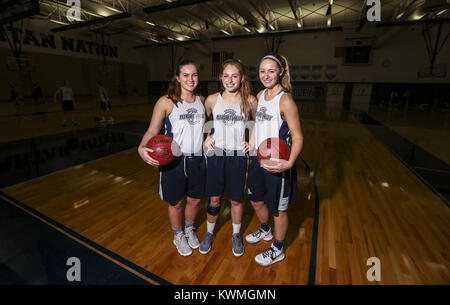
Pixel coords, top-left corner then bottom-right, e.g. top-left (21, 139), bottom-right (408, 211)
top-left (247, 156), bottom-right (297, 214)
top-left (205, 148), bottom-right (249, 201)
top-left (61, 100), bottom-right (74, 111)
top-left (158, 155), bottom-right (206, 203)
top-left (100, 100), bottom-right (111, 111)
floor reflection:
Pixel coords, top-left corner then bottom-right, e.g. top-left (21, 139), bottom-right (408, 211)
top-left (0, 121), bottom-right (148, 188)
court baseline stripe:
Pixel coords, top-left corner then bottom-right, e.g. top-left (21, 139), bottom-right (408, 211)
top-left (0, 191), bottom-right (173, 285)
top-left (0, 196), bottom-right (148, 284)
top-left (298, 156), bottom-right (320, 285)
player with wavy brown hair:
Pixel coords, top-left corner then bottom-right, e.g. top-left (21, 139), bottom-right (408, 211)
top-left (199, 59), bottom-right (257, 256)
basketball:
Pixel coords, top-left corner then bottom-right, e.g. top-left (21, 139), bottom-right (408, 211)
top-left (257, 137), bottom-right (291, 165)
top-left (145, 135), bottom-right (178, 166)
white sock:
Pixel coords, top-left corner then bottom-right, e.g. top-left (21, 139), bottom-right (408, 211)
top-left (232, 223), bottom-right (241, 235)
top-left (207, 221), bottom-right (216, 234)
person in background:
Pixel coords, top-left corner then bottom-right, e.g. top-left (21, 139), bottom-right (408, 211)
top-left (97, 82), bottom-right (113, 124)
top-left (54, 80), bottom-right (77, 127)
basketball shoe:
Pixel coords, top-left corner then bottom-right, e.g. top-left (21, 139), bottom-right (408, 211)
top-left (245, 227), bottom-right (273, 244)
top-left (185, 226), bottom-right (200, 249)
top-left (254, 244), bottom-right (285, 266)
top-left (173, 231), bottom-right (192, 256)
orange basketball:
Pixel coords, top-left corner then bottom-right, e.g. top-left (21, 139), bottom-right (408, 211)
top-left (257, 137), bottom-right (291, 165)
top-left (146, 135), bottom-right (178, 166)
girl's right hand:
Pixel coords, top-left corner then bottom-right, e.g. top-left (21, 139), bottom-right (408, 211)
top-left (204, 136), bottom-right (215, 152)
top-left (138, 146), bottom-right (160, 167)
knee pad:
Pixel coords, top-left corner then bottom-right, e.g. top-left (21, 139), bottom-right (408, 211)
top-left (206, 197), bottom-right (222, 216)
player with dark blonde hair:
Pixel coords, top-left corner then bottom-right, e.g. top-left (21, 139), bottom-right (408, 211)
top-left (246, 54), bottom-right (303, 266)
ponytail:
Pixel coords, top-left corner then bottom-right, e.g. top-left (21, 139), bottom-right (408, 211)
top-left (167, 75), bottom-right (181, 106)
top-left (239, 76), bottom-right (251, 121)
top-left (278, 55), bottom-right (292, 92)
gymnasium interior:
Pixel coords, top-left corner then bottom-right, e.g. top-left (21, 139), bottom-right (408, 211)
top-left (0, 0), bottom-right (449, 287)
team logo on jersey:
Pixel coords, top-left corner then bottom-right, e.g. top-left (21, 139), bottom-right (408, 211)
top-left (256, 107), bottom-right (273, 121)
top-left (180, 108), bottom-right (204, 125)
top-left (216, 109), bottom-right (243, 126)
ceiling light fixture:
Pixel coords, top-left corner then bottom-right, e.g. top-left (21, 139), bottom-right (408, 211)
top-left (396, 12), bottom-right (405, 19)
top-left (50, 19), bottom-right (68, 25)
top-left (104, 5), bottom-right (123, 13)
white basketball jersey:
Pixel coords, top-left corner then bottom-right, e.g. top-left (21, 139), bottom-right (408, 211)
top-left (61, 87), bottom-right (73, 101)
top-left (165, 96), bottom-right (205, 154)
top-left (212, 93), bottom-right (245, 151)
top-left (255, 89), bottom-right (290, 149)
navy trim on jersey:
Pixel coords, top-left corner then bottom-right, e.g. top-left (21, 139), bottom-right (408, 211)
top-left (279, 120), bottom-right (290, 143)
top-left (164, 117), bottom-right (173, 138)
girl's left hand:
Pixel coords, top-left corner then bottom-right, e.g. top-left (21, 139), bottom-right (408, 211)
top-left (261, 158), bottom-right (293, 173)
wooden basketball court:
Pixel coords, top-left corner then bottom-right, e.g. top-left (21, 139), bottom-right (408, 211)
top-left (1, 0), bottom-right (449, 287)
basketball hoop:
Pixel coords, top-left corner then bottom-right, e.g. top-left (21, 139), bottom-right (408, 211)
top-left (5, 56), bottom-right (34, 72)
